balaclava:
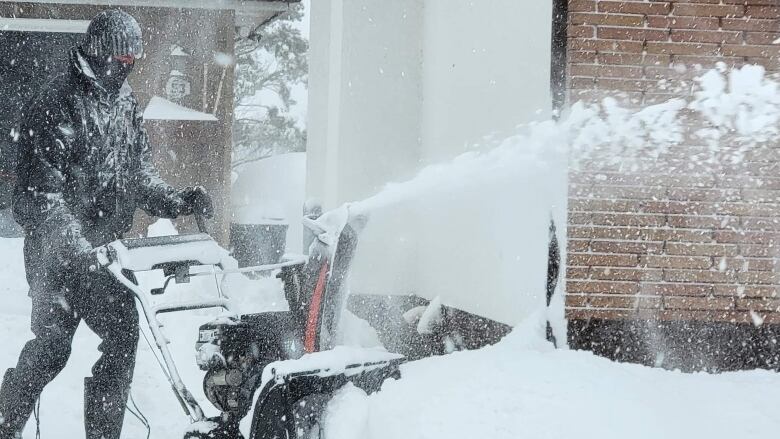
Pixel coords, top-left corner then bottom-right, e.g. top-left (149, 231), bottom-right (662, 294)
top-left (80, 9), bottom-right (144, 92)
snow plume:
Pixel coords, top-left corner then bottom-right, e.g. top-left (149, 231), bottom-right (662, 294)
top-left (353, 66), bottom-right (780, 215)
top-left (690, 64), bottom-right (780, 145)
top-left (571, 64), bottom-right (780, 171)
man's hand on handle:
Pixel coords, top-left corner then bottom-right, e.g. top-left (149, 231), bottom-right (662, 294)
top-left (178, 186), bottom-right (215, 219)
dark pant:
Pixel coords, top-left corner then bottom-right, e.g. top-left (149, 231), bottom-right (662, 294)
top-left (0, 261), bottom-right (139, 438)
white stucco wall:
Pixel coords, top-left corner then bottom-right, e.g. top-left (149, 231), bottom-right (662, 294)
top-left (307, 0), bottom-right (424, 209)
top-left (420, 1), bottom-right (554, 163)
top-left (307, 0), bottom-right (564, 329)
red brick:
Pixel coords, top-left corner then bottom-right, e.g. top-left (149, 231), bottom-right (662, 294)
top-left (590, 240), bottom-right (664, 254)
top-left (641, 283), bottom-right (713, 296)
top-left (595, 77), bottom-right (655, 91)
top-left (590, 213), bottom-right (666, 227)
top-left (569, 39), bottom-right (645, 53)
top-left (598, 52), bottom-right (671, 66)
top-left (746, 257), bottom-right (779, 271)
top-left (721, 44), bottom-right (778, 57)
top-left (588, 295), bottom-right (662, 309)
top-left (570, 198), bottom-right (641, 212)
top-left (667, 215), bottom-right (739, 229)
top-left (641, 255), bottom-right (713, 270)
top-left (640, 200), bottom-right (716, 215)
top-left (663, 269), bottom-right (736, 283)
top-left (664, 296), bottom-right (735, 310)
top-left (671, 55), bottom-right (746, 68)
top-left (713, 284), bottom-right (780, 298)
top-left (565, 308), bottom-right (768, 324)
top-left (569, 253), bottom-right (640, 267)
top-left (590, 267), bottom-right (664, 281)
top-left (666, 243), bottom-right (738, 257)
top-left (570, 77), bottom-right (597, 89)
top-left (569, 226), bottom-right (596, 239)
top-left (574, 226), bottom-right (709, 242)
top-left (738, 271), bottom-right (780, 285)
top-left (741, 217), bottom-right (780, 232)
top-left (566, 295), bottom-right (590, 308)
top-left (721, 18), bottom-right (779, 32)
top-left (570, 0), bottom-right (597, 12)
top-left (723, 0), bottom-right (778, 5)
top-left (567, 267), bottom-right (590, 279)
top-left (745, 32), bottom-right (780, 45)
top-left (645, 65), bottom-right (701, 80)
top-left (673, 4), bottom-right (744, 17)
top-left (670, 30), bottom-right (743, 44)
top-left (637, 173), bottom-right (720, 190)
top-left (569, 64), bottom-right (644, 78)
top-left (717, 202), bottom-right (780, 216)
top-left (646, 42), bottom-right (720, 55)
top-left (570, 184), bottom-right (667, 200)
top-left (667, 187), bottom-right (741, 202)
top-left (568, 239), bottom-right (590, 252)
top-left (569, 51), bottom-right (598, 63)
top-left (646, 15), bottom-right (720, 30)
top-left (569, 89), bottom-right (644, 105)
top-left (733, 257), bottom-right (777, 272)
top-left (736, 298), bottom-right (780, 312)
top-left (569, 212), bottom-right (592, 225)
top-left (569, 25), bottom-right (596, 39)
top-left (598, 1), bottom-right (671, 15)
top-left (656, 310), bottom-right (752, 324)
top-left (567, 280), bottom-right (639, 294)
top-left (715, 230), bottom-right (780, 245)
top-left (570, 12), bottom-right (645, 26)
top-left (644, 228), bottom-right (714, 243)
top-left (739, 244), bottom-right (780, 258)
top-left (746, 5), bottom-right (780, 19)
top-left (598, 27), bottom-right (670, 42)
top-left (566, 308), bottom-right (637, 320)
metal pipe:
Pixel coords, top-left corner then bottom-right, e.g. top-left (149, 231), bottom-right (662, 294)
top-left (152, 298), bottom-right (231, 314)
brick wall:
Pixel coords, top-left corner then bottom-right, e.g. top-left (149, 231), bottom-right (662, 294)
top-left (565, 1), bottom-right (780, 327)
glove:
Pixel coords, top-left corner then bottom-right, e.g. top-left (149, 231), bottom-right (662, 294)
top-left (179, 186), bottom-right (215, 219)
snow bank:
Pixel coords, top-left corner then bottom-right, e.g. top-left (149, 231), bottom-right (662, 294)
top-left (324, 327), bottom-right (780, 439)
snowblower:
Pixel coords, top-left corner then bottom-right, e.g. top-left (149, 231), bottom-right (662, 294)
top-left (94, 207), bottom-right (404, 438)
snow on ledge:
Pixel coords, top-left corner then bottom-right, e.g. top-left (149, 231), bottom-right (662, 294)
top-left (143, 96), bottom-right (218, 122)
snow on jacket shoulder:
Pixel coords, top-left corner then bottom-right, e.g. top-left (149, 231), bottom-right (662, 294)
top-left (13, 48), bottom-right (184, 267)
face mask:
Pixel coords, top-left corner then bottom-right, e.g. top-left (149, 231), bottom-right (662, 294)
top-left (87, 54), bottom-right (135, 92)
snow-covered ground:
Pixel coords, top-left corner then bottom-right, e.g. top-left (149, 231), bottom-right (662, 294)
top-left (1, 236), bottom-right (779, 438)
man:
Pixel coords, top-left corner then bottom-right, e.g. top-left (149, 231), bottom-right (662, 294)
top-left (0, 10), bottom-right (213, 439)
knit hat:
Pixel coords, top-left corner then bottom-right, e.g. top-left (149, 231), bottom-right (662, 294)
top-left (81, 9), bottom-right (144, 58)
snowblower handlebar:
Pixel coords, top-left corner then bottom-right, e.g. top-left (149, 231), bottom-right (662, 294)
top-left (95, 233), bottom-right (238, 423)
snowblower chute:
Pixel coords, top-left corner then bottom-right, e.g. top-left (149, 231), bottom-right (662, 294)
top-left (95, 208), bottom-right (404, 439)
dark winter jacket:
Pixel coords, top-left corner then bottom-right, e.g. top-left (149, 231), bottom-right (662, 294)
top-left (13, 48), bottom-right (185, 275)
